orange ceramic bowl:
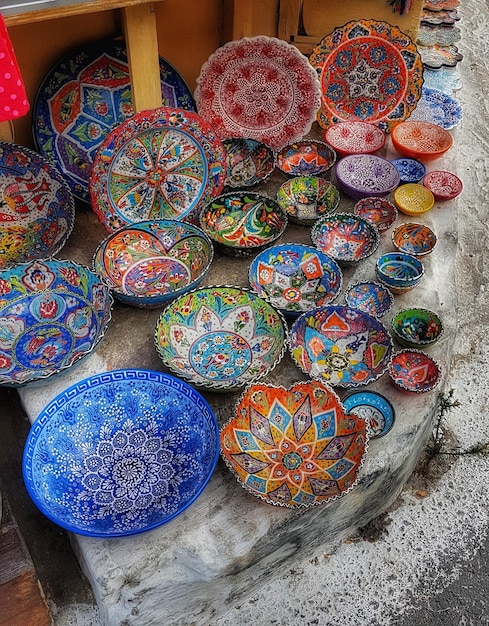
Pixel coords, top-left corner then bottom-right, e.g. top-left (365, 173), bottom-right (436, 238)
top-left (391, 121), bottom-right (453, 162)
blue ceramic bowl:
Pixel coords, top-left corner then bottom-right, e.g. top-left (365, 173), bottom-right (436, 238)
top-left (345, 281), bottom-right (394, 318)
top-left (22, 369), bottom-right (219, 537)
top-left (390, 158), bottom-right (427, 184)
top-left (375, 252), bottom-right (424, 293)
top-left (343, 390), bottom-right (396, 439)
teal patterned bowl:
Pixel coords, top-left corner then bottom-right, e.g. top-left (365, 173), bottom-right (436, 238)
top-left (391, 308), bottom-right (444, 348)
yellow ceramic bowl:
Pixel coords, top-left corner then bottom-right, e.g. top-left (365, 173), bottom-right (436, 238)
top-left (393, 183), bottom-right (435, 216)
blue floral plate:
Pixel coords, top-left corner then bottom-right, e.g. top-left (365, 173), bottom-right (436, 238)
top-left (409, 87), bottom-right (462, 129)
top-left (22, 369), bottom-right (219, 537)
top-left (343, 390), bottom-right (396, 439)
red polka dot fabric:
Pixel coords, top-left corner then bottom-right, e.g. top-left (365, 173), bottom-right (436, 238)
top-left (0, 14), bottom-right (29, 122)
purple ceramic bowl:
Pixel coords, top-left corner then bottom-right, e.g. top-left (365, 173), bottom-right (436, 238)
top-left (335, 154), bottom-right (400, 200)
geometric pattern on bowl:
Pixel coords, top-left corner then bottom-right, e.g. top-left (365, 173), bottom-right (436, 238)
top-left (335, 154), bottom-right (401, 200)
top-left (391, 307), bottom-right (444, 348)
top-left (223, 138), bottom-right (276, 188)
top-left (199, 191), bottom-right (288, 257)
top-left (391, 120), bottom-right (454, 162)
top-left (276, 177), bottom-right (340, 225)
top-left (324, 121), bottom-right (386, 158)
top-left (353, 197), bottom-right (398, 233)
top-left (289, 305), bottom-right (393, 388)
top-left (248, 243), bottom-right (343, 317)
top-left (0, 259), bottom-right (113, 387)
top-left (345, 281), bottom-right (394, 318)
top-left (22, 369), bottom-right (219, 537)
top-left (391, 222), bottom-right (437, 256)
top-left (343, 390), bottom-right (396, 439)
top-left (311, 213), bottom-right (380, 266)
top-left (154, 286), bottom-right (288, 391)
top-left (220, 380), bottom-right (368, 507)
top-left (0, 141), bottom-right (75, 269)
top-left (93, 220), bottom-right (214, 308)
top-left (394, 183), bottom-right (435, 216)
top-left (422, 170), bottom-right (463, 201)
top-left (375, 252), bottom-right (425, 293)
top-left (89, 106), bottom-right (227, 231)
top-left (390, 158), bottom-right (427, 184)
top-left (276, 140), bottom-right (337, 177)
top-left (388, 349), bottom-right (441, 393)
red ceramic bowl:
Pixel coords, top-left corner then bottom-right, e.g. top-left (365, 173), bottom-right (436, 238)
top-left (422, 170), bottom-right (463, 201)
top-left (388, 349), bottom-right (441, 393)
top-left (391, 121), bottom-right (453, 162)
top-left (324, 121), bottom-right (386, 158)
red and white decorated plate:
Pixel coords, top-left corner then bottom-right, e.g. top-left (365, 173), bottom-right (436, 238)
top-left (195, 36), bottom-right (321, 151)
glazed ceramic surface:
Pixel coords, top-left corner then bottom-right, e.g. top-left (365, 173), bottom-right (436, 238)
top-left (422, 68), bottom-right (462, 93)
top-left (344, 281), bottom-right (394, 318)
top-left (353, 197), bottom-right (398, 233)
top-left (375, 252), bottom-right (424, 293)
top-left (276, 140), bottom-right (336, 177)
top-left (391, 308), bottom-right (444, 348)
top-left (311, 213), bottom-right (380, 266)
top-left (289, 305), bottom-right (393, 388)
top-left (324, 121), bottom-right (385, 158)
top-left (422, 170), bottom-right (463, 200)
top-left (421, 8), bottom-right (460, 25)
top-left (343, 390), bottom-right (395, 438)
top-left (391, 222), bottom-right (437, 256)
top-left (248, 244), bottom-right (343, 316)
top-left (335, 155), bottom-right (400, 200)
top-left (309, 20), bottom-right (423, 132)
top-left (391, 121), bottom-right (454, 162)
top-left (220, 380), bottom-right (367, 507)
top-left (409, 87), bottom-right (462, 129)
top-left (194, 36), bottom-right (321, 151)
top-left (22, 369), bottom-right (219, 537)
top-left (388, 349), bottom-right (441, 393)
top-left (0, 142), bottom-right (75, 269)
top-left (154, 286), bottom-right (288, 391)
top-left (419, 44), bottom-right (463, 70)
top-left (93, 220), bottom-right (213, 308)
top-left (417, 24), bottom-right (461, 46)
top-left (390, 158), bottom-right (427, 184)
top-left (90, 107), bottom-right (226, 231)
top-left (276, 177), bottom-right (340, 225)
top-left (222, 138), bottom-right (275, 188)
top-left (0, 259), bottom-right (112, 387)
top-left (394, 183), bottom-right (435, 216)
top-left (33, 40), bottom-right (195, 203)
top-left (424, 0), bottom-right (459, 11)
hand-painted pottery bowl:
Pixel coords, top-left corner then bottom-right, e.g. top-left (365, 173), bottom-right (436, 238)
top-left (0, 141), bottom-right (75, 269)
top-left (353, 197), bottom-right (398, 233)
top-left (422, 170), bottom-right (463, 201)
top-left (391, 120), bottom-right (453, 162)
top-left (311, 213), bottom-right (380, 267)
top-left (222, 138), bottom-right (275, 188)
top-left (344, 281), bottom-right (394, 318)
top-left (154, 286), bottom-right (288, 392)
top-left (289, 305), bottom-right (393, 388)
top-left (394, 183), bottom-right (435, 216)
top-left (375, 252), bottom-right (424, 293)
top-left (276, 177), bottom-right (340, 225)
top-left (22, 369), bottom-right (219, 537)
top-left (390, 158), bottom-right (427, 184)
top-left (335, 154), bottom-right (400, 200)
top-left (248, 243), bottom-right (342, 317)
top-left (343, 390), bottom-right (395, 439)
top-left (199, 191), bottom-right (288, 257)
top-left (391, 222), bottom-right (437, 257)
top-left (93, 220), bottom-right (214, 308)
top-left (391, 308), bottom-right (444, 348)
top-left (276, 140), bottom-right (336, 177)
top-left (0, 259), bottom-right (112, 387)
top-left (388, 349), bottom-right (441, 393)
top-left (220, 380), bottom-right (368, 507)
top-left (324, 121), bottom-right (386, 158)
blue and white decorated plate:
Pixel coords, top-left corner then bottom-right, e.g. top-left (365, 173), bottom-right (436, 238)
top-left (22, 369), bottom-right (219, 537)
top-left (343, 390), bottom-right (396, 438)
top-left (409, 87), bottom-right (462, 129)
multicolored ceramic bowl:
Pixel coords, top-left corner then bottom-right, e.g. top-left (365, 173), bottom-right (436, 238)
top-left (388, 349), bottom-right (441, 393)
top-left (353, 197), bottom-right (398, 233)
top-left (391, 222), bottom-right (437, 257)
top-left (276, 177), bottom-right (340, 225)
top-left (391, 308), bottom-right (444, 348)
top-left (344, 281), bottom-right (394, 318)
top-left (375, 252), bottom-right (425, 293)
top-left (222, 138), bottom-right (275, 188)
top-left (343, 390), bottom-right (396, 439)
top-left (276, 140), bottom-right (336, 177)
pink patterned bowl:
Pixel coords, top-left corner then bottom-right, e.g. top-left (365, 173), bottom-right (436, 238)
top-left (324, 121), bottom-right (386, 158)
top-left (422, 170), bottom-right (463, 201)
top-left (391, 120), bottom-right (453, 162)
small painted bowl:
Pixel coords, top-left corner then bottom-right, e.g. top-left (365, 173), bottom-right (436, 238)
top-left (335, 154), bottom-right (400, 200)
top-left (390, 158), bottom-right (427, 184)
top-left (311, 213), bottom-right (380, 266)
top-left (93, 220), bottom-right (214, 308)
top-left (345, 281), bottom-right (394, 318)
top-left (199, 191), bottom-right (288, 257)
top-left (154, 286), bottom-right (288, 392)
top-left (422, 170), bottom-right (463, 201)
top-left (222, 138), bottom-right (275, 188)
top-left (343, 390), bottom-right (396, 439)
top-left (388, 349), bottom-right (441, 393)
top-left (375, 252), bottom-right (424, 293)
top-left (324, 121), bottom-right (386, 158)
top-left (391, 308), bottom-right (444, 348)
top-left (391, 120), bottom-right (453, 162)
top-left (353, 197), bottom-right (398, 233)
top-left (391, 222), bottom-right (437, 257)
top-left (276, 177), bottom-right (340, 225)
top-left (248, 243), bottom-right (343, 317)
top-left (276, 140), bottom-right (336, 177)
top-left (394, 183), bottom-right (435, 216)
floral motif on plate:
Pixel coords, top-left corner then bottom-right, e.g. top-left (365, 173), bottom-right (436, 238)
top-left (409, 87), bottom-right (462, 129)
